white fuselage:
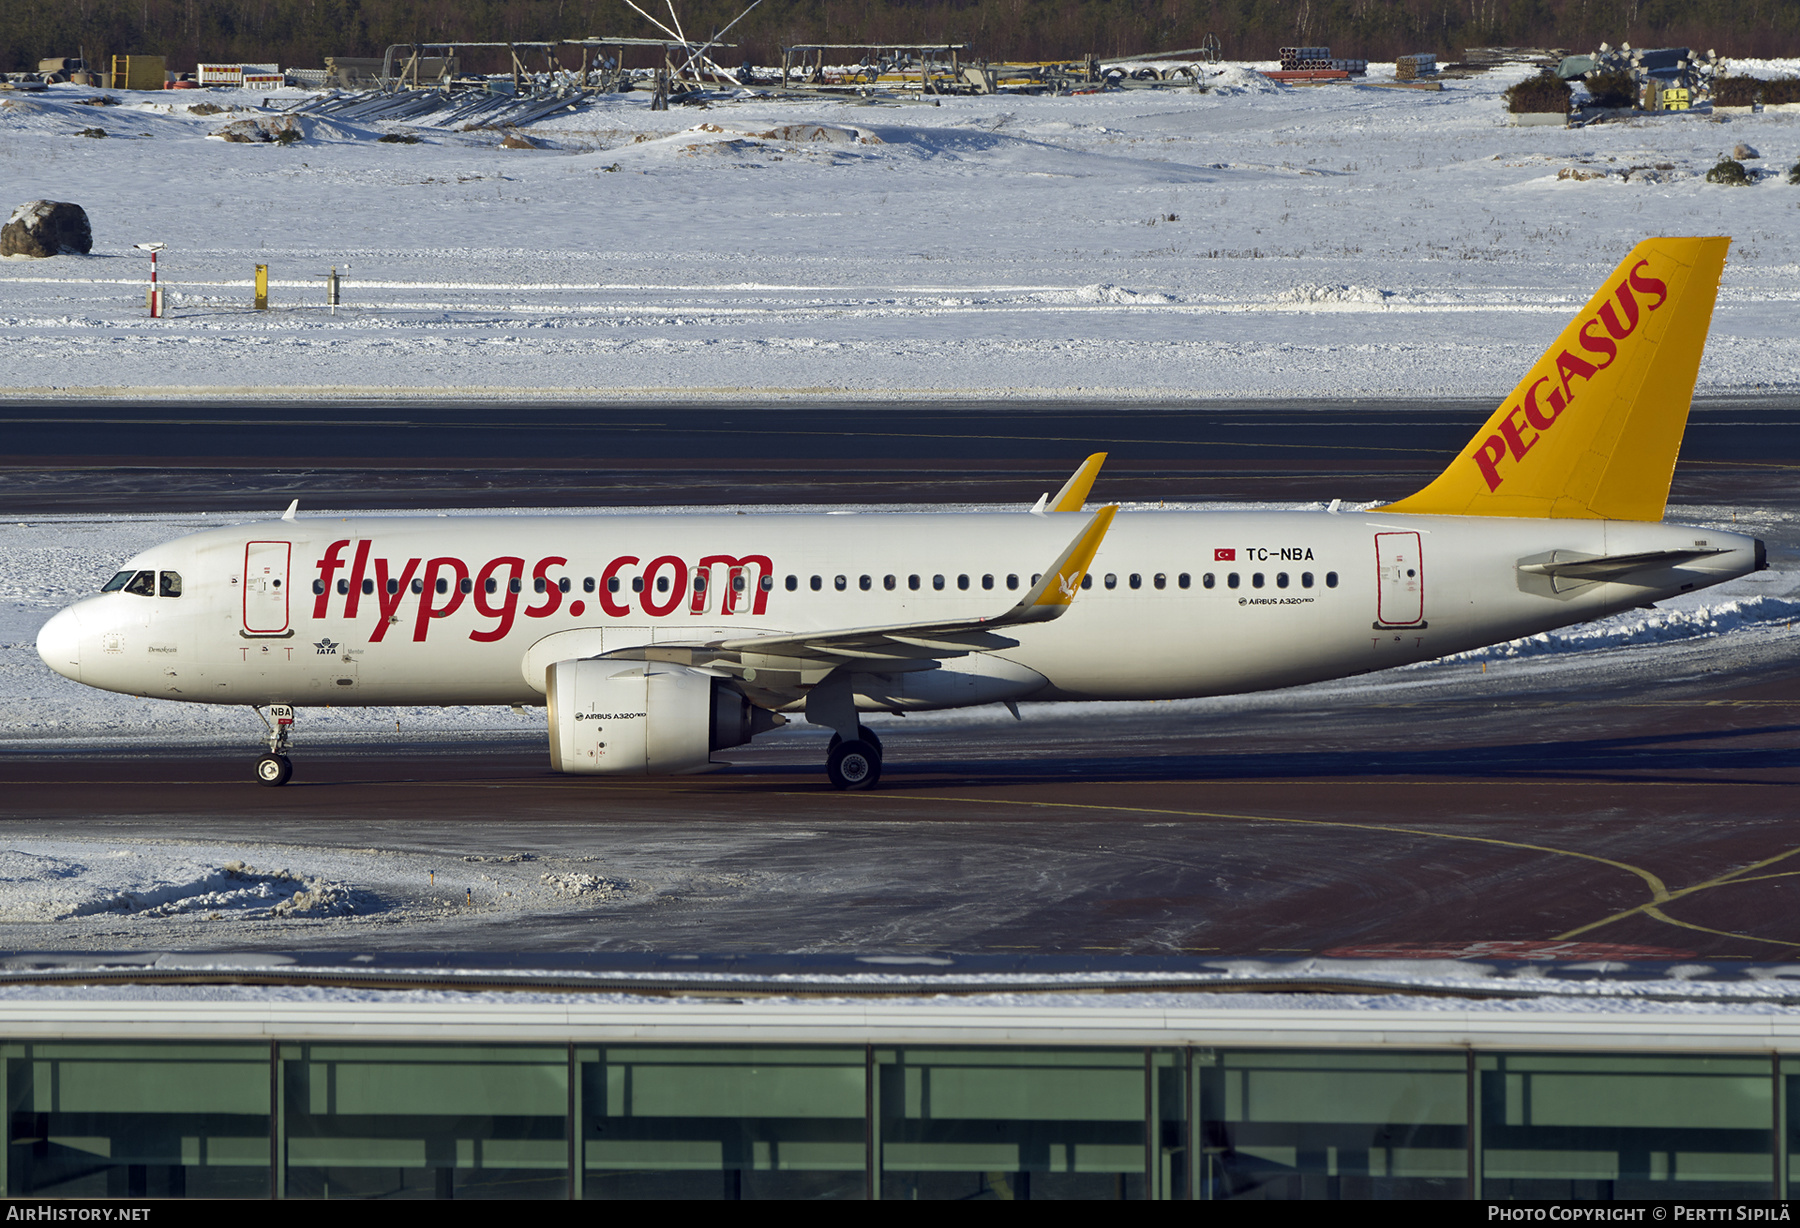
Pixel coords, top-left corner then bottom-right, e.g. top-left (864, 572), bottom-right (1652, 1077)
top-left (36, 509), bottom-right (1761, 712)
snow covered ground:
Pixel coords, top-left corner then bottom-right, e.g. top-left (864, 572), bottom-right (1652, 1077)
top-left (1, 59), bottom-right (1798, 401)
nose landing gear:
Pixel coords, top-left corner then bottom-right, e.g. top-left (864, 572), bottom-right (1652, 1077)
top-left (253, 703), bottom-right (295, 787)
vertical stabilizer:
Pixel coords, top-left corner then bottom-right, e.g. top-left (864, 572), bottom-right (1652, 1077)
top-left (1380, 236), bottom-right (1729, 520)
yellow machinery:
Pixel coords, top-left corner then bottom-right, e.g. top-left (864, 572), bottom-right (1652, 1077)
top-left (111, 55), bottom-right (166, 90)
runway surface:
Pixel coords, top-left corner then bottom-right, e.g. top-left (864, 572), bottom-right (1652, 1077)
top-left (3, 397), bottom-right (1799, 511)
top-left (4, 400), bottom-right (1797, 957)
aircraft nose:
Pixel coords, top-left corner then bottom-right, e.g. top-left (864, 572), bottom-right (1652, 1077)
top-left (37, 606), bottom-right (82, 682)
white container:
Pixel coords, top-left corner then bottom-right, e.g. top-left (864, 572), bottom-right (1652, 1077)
top-left (1508, 111), bottom-right (1568, 126)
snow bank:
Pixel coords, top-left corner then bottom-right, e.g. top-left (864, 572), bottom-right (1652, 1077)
top-left (1444, 595), bottom-right (1800, 662)
top-left (0, 848), bottom-right (371, 921)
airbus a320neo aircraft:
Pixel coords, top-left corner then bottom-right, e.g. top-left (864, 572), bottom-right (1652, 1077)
top-left (37, 237), bottom-right (1763, 790)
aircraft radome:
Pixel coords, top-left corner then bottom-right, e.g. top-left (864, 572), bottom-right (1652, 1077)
top-left (37, 237), bottom-right (1763, 790)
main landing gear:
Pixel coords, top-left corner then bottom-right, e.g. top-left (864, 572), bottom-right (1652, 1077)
top-left (826, 726), bottom-right (883, 791)
top-left (253, 703), bottom-right (295, 787)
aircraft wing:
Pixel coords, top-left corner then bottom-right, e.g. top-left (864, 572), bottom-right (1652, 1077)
top-left (621, 505), bottom-right (1117, 669)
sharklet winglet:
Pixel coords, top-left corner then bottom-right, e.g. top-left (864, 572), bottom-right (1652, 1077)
top-left (1049, 453), bottom-right (1108, 513)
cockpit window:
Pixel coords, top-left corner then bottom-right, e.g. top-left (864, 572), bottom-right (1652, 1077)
top-left (101, 571), bottom-right (134, 593)
top-left (122, 570), bottom-right (157, 597)
top-left (159, 571), bottom-right (182, 598)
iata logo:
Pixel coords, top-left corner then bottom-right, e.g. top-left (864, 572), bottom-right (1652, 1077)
top-left (313, 637), bottom-right (339, 655)
top-left (1472, 259), bottom-right (1668, 492)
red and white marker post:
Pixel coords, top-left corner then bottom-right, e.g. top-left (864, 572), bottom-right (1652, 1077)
top-left (134, 242), bottom-right (165, 317)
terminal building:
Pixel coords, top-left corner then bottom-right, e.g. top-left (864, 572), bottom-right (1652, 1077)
top-left (4, 964), bottom-right (1797, 1200)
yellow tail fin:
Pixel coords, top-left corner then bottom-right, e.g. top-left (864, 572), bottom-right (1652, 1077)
top-left (1380, 236), bottom-right (1728, 521)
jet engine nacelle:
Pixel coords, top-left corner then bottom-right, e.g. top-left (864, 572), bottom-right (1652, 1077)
top-left (546, 659), bottom-right (779, 775)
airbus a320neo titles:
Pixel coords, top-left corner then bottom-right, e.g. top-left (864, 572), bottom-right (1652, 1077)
top-left (37, 237), bottom-right (1763, 789)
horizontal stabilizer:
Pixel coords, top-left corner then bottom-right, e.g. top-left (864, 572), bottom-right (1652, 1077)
top-left (1517, 546), bottom-right (1727, 586)
top-left (1519, 547), bottom-right (1728, 579)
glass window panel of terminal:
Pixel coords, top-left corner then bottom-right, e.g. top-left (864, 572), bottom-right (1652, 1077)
top-left (1478, 1054), bottom-right (1774, 1200)
top-left (2, 1041), bottom-right (271, 1198)
top-left (278, 1043), bottom-right (568, 1200)
top-left (579, 1046), bottom-right (867, 1200)
top-left (1777, 1057), bottom-right (1800, 1196)
top-left (874, 1048), bottom-right (1150, 1201)
top-left (1196, 1050), bottom-right (1469, 1200)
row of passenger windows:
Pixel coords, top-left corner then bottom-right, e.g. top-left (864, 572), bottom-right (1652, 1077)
top-left (787, 571), bottom-right (1340, 593)
top-left (308, 570), bottom-right (1345, 597)
top-left (102, 570), bottom-right (182, 597)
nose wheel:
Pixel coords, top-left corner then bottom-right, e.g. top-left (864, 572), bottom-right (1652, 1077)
top-left (253, 703), bottom-right (296, 787)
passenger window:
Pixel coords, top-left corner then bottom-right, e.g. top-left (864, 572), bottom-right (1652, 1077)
top-left (460, 578), bottom-right (473, 594)
top-left (884, 575), bottom-right (896, 591)
top-left (1007, 574), bottom-right (1019, 591)
top-left (413, 578), bottom-right (426, 594)
top-left (786, 575), bottom-right (798, 591)
top-left (102, 571), bottom-right (134, 593)
top-left (656, 576), bottom-right (669, 593)
top-left (435, 578), bottom-right (449, 595)
top-left (364, 579), bottom-right (376, 596)
top-left (583, 578), bottom-right (595, 593)
top-left (1326, 571), bottom-right (1339, 588)
top-left (1153, 573), bottom-right (1165, 590)
top-left (859, 575), bottom-right (872, 591)
top-left (1031, 574), bottom-right (1041, 585)
top-left (1276, 572), bottom-right (1289, 589)
top-left (124, 570), bottom-right (156, 596)
top-left (811, 575), bottom-right (822, 591)
top-left (957, 575), bottom-right (970, 591)
top-left (1227, 573), bottom-right (1240, 589)
top-left (1252, 573), bottom-right (1265, 588)
top-left (1081, 574), bottom-right (1092, 590)
top-left (632, 577), bottom-right (644, 593)
top-left (909, 575), bottom-right (921, 591)
top-left (510, 578), bottom-right (523, 594)
top-left (1200, 573), bottom-right (1211, 589)
top-left (694, 574), bottom-right (707, 592)
top-left (336, 578), bottom-right (349, 595)
top-left (1129, 574), bottom-right (1141, 590)
top-left (533, 578), bottom-right (546, 594)
top-left (1104, 573), bottom-right (1117, 590)
top-left (1302, 572), bottom-right (1314, 588)
top-left (558, 578), bottom-right (571, 594)
top-left (759, 574), bottom-right (773, 592)
top-left (835, 575), bottom-right (847, 592)
top-left (982, 574), bottom-right (994, 590)
top-left (933, 575), bottom-right (945, 591)
top-left (312, 579), bottom-right (325, 596)
top-left (606, 577), bottom-right (619, 593)
top-left (387, 579), bottom-right (400, 595)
